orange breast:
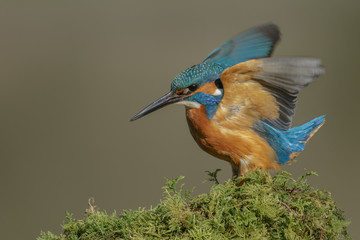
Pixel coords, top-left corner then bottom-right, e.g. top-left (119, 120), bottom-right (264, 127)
top-left (186, 106), bottom-right (280, 175)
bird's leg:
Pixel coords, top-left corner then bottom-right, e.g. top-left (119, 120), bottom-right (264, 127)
top-left (231, 162), bottom-right (241, 179)
top-left (237, 179), bottom-right (247, 187)
top-left (231, 161), bottom-right (247, 186)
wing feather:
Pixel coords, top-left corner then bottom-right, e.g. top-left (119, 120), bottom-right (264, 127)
top-left (204, 23), bottom-right (280, 68)
top-left (256, 58), bottom-right (324, 129)
top-left (217, 58), bottom-right (325, 129)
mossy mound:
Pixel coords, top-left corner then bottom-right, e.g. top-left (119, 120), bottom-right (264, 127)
top-left (38, 170), bottom-right (350, 239)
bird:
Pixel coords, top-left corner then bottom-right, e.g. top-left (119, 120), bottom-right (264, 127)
top-left (130, 23), bottom-right (325, 178)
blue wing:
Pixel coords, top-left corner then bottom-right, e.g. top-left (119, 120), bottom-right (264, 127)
top-left (204, 23), bottom-right (280, 68)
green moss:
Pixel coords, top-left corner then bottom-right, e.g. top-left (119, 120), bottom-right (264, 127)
top-left (38, 170), bottom-right (350, 240)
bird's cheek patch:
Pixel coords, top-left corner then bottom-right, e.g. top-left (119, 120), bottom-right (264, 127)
top-left (196, 82), bottom-right (219, 96)
top-left (213, 89), bottom-right (222, 96)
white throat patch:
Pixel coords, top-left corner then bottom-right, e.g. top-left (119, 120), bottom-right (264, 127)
top-left (175, 100), bottom-right (201, 109)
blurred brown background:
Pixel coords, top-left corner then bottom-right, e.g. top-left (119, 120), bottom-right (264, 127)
top-left (1, 0), bottom-right (359, 239)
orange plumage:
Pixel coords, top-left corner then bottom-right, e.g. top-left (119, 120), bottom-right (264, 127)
top-left (131, 23), bottom-right (325, 178)
top-left (186, 60), bottom-right (281, 176)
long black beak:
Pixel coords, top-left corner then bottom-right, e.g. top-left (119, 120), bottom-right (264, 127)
top-left (130, 91), bottom-right (182, 121)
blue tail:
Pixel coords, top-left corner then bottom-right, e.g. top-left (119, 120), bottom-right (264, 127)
top-left (255, 115), bottom-right (325, 164)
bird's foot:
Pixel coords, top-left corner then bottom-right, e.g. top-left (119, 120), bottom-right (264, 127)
top-left (237, 179), bottom-right (247, 187)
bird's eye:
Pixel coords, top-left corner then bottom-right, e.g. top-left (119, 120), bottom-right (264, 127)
top-left (188, 84), bottom-right (199, 92)
top-left (214, 78), bottom-right (223, 89)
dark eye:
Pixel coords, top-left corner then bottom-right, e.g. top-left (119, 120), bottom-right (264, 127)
top-left (188, 84), bottom-right (199, 92)
top-left (214, 78), bottom-right (223, 89)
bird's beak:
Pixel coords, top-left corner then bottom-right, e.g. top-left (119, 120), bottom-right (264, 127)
top-left (130, 91), bottom-right (182, 121)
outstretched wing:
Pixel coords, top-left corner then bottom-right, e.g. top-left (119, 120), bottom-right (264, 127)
top-left (204, 23), bottom-right (280, 68)
top-left (217, 58), bottom-right (325, 130)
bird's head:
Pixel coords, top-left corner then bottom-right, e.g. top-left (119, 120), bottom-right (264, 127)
top-left (130, 63), bottom-right (225, 121)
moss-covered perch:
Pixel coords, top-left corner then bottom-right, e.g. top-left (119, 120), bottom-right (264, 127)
top-left (38, 170), bottom-right (350, 239)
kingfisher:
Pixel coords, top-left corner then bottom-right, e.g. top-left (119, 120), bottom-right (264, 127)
top-left (130, 23), bottom-right (325, 178)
